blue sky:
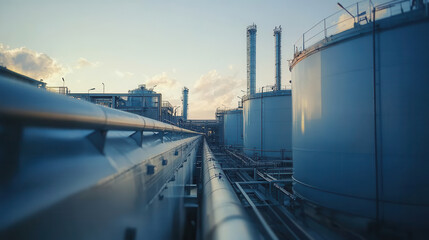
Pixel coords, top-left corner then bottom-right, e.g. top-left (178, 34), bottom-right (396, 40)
top-left (0, 0), bottom-right (357, 118)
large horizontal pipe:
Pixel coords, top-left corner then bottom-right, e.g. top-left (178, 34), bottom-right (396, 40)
top-left (0, 75), bottom-right (201, 135)
top-left (201, 139), bottom-right (259, 240)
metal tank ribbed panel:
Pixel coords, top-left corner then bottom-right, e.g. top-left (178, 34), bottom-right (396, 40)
top-left (290, 11), bottom-right (429, 234)
top-left (243, 90), bottom-right (292, 159)
top-left (223, 109), bottom-right (243, 147)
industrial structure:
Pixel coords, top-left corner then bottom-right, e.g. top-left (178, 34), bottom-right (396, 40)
top-left (273, 26), bottom-right (282, 91)
top-left (182, 87), bottom-right (189, 121)
top-left (1, 1), bottom-right (429, 239)
top-left (247, 24), bottom-right (257, 95)
top-left (242, 89), bottom-right (292, 159)
top-left (289, 1), bottom-right (429, 237)
top-left (213, 1), bottom-right (429, 239)
top-left (216, 107), bottom-right (243, 148)
top-left (69, 84), bottom-right (177, 124)
top-left (243, 22), bottom-right (292, 160)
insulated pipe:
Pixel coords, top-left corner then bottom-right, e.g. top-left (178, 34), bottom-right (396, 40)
top-left (0, 76), bottom-right (201, 135)
top-left (201, 139), bottom-right (259, 240)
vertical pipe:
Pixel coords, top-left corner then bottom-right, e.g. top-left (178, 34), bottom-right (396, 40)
top-left (182, 87), bottom-right (189, 121)
top-left (324, 19), bottom-right (327, 39)
top-left (247, 24), bottom-right (257, 95)
top-left (158, 94), bottom-right (162, 121)
top-left (371, 6), bottom-right (380, 231)
top-left (302, 34), bottom-right (305, 50)
top-left (274, 26), bottom-right (282, 91)
top-left (357, 2), bottom-right (359, 24)
top-left (260, 87), bottom-right (264, 159)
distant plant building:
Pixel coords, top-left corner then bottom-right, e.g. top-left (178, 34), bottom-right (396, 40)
top-left (69, 84), bottom-right (176, 124)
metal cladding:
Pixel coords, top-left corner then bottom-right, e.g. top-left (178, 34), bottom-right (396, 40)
top-left (223, 109), bottom-right (243, 147)
top-left (247, 24), bottom-right (257, 95)
top-left (243, 90), bottom-right (292, 159)
top-left (182, 87), bottom-right (189, 121)
top-left (290, 10), bottom-right (429, 235)
top-left (201, 139), bottom-right (259, 240)
top-left (273, 26), bottom-right (282, 91)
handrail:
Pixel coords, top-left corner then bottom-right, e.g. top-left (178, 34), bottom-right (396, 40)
top-left (242, 148), bottom-right (292, 153)
top-left (0, 75), bottom-right (201, 135)
top-left (293, 0), bottom-right (428, 56)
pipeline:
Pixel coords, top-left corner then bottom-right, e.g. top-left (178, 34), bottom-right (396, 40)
top-left (0, 75), bottom-right (201, 135)
top-left (0, 74), bottom-right (203, 239)
top-left (201, 139), bottom-right (259, 240)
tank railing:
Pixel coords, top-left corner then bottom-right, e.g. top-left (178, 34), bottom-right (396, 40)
top-left (0, 77), bottom-right (201, 140)
top-left (242, 85), bottom-right (291, 101)
top-left (215, 106), bottom-right (242, 115)
top-left (255, 84), bottom-right (290, 94)
top-left (243, 148), bottom-right (292, 161)
top-left (242, 148), bottom-right (292, 153)
top-left (293, 0), bottom-right (426, 56)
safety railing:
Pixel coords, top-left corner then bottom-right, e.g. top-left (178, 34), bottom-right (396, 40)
top-left (242, 85), bottom-right (291, 101)
top-left (0, 76), bottom-right (201, 135)
top-left (162, 101), bottom-right (173, 109)
top-left (255, 84), bottom-right (290, 94)
top-left (293, 0), bottom-right (428, 55)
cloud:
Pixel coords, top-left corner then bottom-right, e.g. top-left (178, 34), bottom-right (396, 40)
top-left (146, 72), bottom-right (178, 88)
top-left (145, 72), bottom-right (182, 106)
top-left (190, 70), bottom-right (244, 119)
top-left (0, 43), bottom-right (65, 80)
top-left (336, 8), bottom-right (387, 33)
top-left (336, 13), bottom-right (355, 32)
top-left (74, 57), bottom-right (99, 69)
top-left (115, 70), bottom-right (134, 78)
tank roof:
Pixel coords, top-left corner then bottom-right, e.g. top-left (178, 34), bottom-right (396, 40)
top-left (243, 88), bottom-right (291, 101)
top-left (290, 0), bottom-right (429, 70)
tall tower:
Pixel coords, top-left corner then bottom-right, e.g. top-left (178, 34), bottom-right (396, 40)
top-left (182, 87), bottom-right (189, 121)
top-left (274, 26), bottom-right (282, 91)
top-left (247, 24), bottom-right (257, 95)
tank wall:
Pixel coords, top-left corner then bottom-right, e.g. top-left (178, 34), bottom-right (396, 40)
top-left (291, 19), bottom-right (429, 231)
top-left (223, 110), bottom-right (243, 147)
top-left (243, 92), bottom-right (292, 159)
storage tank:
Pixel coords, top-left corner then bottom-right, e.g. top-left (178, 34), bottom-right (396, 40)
top-left (290, 6), bottom-right (429, 236)
top-left (223, 108), bottom-right (243, 147)
top-left (243, 89), bottom-right (292, 159)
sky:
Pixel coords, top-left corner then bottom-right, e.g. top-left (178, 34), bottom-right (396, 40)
top-left (0, 0), bottom-right (360, 119)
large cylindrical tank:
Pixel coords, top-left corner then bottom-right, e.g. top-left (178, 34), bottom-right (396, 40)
top-left (243, 90), bottom-right (292, 159)
top-left (290, 12), bottom-right (429, 235)
top-left (223, 108), bottom-right (243, 147)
